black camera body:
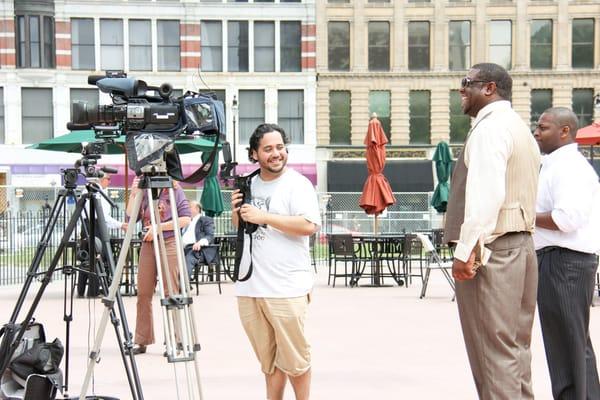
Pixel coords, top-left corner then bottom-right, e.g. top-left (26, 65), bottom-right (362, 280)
top-left (66, 72), bottom-right (226, 181)
top-left (234, 170), bottom-right (260, 234)
top-left (235, 175), bottom-right (253, 206)
top-left (68, 72), bottom-right (224, 140)
top-left (62, 168), bottom-right (79, 189)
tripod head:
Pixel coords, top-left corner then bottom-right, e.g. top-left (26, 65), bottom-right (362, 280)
top-left (60, 140), bottom-right (117, 187)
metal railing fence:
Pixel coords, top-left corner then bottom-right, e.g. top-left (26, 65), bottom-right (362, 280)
top-left (0, 186), bottom-right (441, 286)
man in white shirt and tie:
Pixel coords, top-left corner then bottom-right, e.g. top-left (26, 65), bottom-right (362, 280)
top-left (533, 107), bottom-right (600, 400)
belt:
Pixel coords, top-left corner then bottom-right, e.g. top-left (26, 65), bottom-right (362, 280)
top-left (446, 231), bottom-right (530, 248)
top-left (536, 246), bottom-right (596, 257)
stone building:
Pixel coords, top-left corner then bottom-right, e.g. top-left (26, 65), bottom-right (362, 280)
top-left (316, 0), bottom-right (600, 191)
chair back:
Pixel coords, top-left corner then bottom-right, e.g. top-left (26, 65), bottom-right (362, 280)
top-left (330, 234), bottom-right (355, 257)
top-left (415, 232), bottom-right (436, 253)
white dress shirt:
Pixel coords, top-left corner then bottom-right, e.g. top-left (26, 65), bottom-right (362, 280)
top-left (181, 214), bottom-right (209, 247)
top-left (182, 214), bottom-right (200, 246)
top-left (454, 100), bottom-right (514, 264)
top-left (95, 187), bottom-right (122, 230)
top-left (534, 143), bottom-right (600, 254)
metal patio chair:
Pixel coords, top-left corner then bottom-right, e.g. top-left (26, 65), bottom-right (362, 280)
top-left (415, 233), bottom-right (455, 299)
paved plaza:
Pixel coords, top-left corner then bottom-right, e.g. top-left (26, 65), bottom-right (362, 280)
top-left (1, 270), bottom-right (599, 400)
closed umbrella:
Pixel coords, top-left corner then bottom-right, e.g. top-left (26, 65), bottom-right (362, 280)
top-left (358, 116), bottom-right (396, 233)
top-left (200, 138), bottom-right (224, 217)
top-left (430, 141), bottom-right (453, 213)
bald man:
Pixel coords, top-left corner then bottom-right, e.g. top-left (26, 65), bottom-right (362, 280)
top-left (533, 107), bottom-right (600, 399)
top-left (182, 201), bottom-right (217, 277)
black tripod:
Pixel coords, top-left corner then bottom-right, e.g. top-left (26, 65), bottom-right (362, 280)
top-left (0, 162), bottom-right (144, 400)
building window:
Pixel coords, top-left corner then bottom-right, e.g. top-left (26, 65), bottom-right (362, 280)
top-left (16, 15), bottom-right (55, 68)
top-left (71, 18), bottom-right (95, 70)
top-left (530, 20), bottom-right (552, 69)
top-left (572, 89), bottom-right (594, 128)
top-left (368, 21), bottom-right (390, 71)
top-left (129, 20), bottom-right (152, 71)
top-left (228, 21), bottom-right (249, 72)
top-left (329, 91), bottom-right (351, 144)
top-left (239, 90), bottom-right (264, 143)
top-left (572, 19), bottom-right (594, 69)
top-left (489, 20), bottom-right (512, 70)
top-left (254, 22), bottom-right (275, 72)
top-left (201, 21), bottom-right (222, 72)
top-left (328, 21), bottom-right (350, 71)
top-left (369, 91), bottom-right (391, 141)
top-left (158, 20), bottom-right (180, 71)
top-left (449, 90), bottom-right (470, 143)
top-left (280, 21), bottom-right (301, 72)
top-left (100, 19), bottom-right (124, 70)
top-left (409, 90), bottom-right (430, 144)
top-left (530, 89), bottom-right (552, 129)
top-left (70, 88), bottom-right (99, 120)
top-left (408, 21), bottom-right (430, 71)
top-left (22, 88), bottom-right (53, 144)
top-left (449, 21), bottom-right (470, 71)
top-left (278, 90), bottom-right (304, 144)
top-left (0, 88), bottom-right (4, 144)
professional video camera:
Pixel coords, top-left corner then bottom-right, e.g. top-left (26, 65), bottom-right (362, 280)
top-left (68, 71), bottom-right (225, 183)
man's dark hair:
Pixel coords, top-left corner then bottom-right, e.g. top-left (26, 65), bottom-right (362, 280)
top-left (471, 62), bottom-right (512, 100)
top-left (247, 123), bottom-right (289, 163)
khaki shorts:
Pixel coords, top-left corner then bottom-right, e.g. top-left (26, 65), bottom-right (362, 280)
top-left (237, 295), bottom-right (311, 377)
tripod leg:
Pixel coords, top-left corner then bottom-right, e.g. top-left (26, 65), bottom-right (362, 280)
top-left (141, 182), bottom-right (204, 400)
top-left (0, 192), bottom-right (90, 379)
top-left (6, 193), bottom-right (68, 324)
top-left (147, 191), bottom-right (179, 357)
top-left (79, 192), bottom-right (145, 400)
top-left (89, 193), bottom-right (144, 400)
top-left (166, 187), bottom-right (204, 400)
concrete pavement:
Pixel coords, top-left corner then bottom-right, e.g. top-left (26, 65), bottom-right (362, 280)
top-left (1, 270), bottom-right (598, 399)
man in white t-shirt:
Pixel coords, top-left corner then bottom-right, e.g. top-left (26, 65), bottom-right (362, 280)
top-left (231, 123), bottom-right (320, 400)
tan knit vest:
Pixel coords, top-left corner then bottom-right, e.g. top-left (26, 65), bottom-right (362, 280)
top-left (443, 107), bottom-right (540, 244)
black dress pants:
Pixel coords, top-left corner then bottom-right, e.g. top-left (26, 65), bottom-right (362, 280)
top-left (537, 246), bottom-right (600, 400)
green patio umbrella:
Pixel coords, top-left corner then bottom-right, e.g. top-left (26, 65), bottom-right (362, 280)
top-left (430, 141), bottom-right (453, 213)
top-left (199, 137), bottom-right (224, 217)
top-left (27, 130), bottom-right (219, 154)
top-left (28, 130), bottom-right (221, 203)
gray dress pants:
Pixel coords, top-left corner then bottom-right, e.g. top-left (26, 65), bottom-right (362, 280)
top-left (456, 232), bottom-right (538, 400)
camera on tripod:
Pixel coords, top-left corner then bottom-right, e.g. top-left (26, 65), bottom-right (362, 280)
top-left (67, 71), bottom-right (226, 180)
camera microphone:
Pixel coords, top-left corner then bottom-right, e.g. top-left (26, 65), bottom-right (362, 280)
top-left (67, 122), bottom-right (92, 131)
top-left (101, 166), bottom-right (118, 174)
top-left (87, 75), bottom-right (106, 85)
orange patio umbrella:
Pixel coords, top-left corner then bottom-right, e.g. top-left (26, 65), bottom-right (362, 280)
top-left (358, 115), bottom-right (396, 233)
top-left (576, 122), bottom-right (600, 164)
top-left (576, 122), bottom-right (600, 146)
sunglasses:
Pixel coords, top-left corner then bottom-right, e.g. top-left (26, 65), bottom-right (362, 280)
top-left (461, 77), bottom-right (491, 88)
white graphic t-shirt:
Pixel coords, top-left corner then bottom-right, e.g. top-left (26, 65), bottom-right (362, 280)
top-left (235, 168), bottom-right (321, 298)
